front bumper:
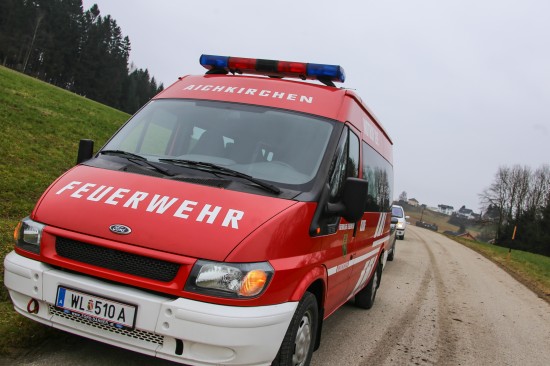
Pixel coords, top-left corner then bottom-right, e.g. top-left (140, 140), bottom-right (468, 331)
top-left (4, 251), bottom-right (297, 366)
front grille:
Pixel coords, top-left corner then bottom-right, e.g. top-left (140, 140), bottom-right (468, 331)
top-left (56, 237), bottom-right (180, 282)
top-left (49, 305), bottom-right (164, 345)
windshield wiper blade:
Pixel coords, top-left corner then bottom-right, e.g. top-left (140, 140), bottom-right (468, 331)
top-left (159, 158), bottom-right (281, 194)
top-left (100, 149), bottom-right (147, 160)
top-left (100, 150), bottom-right (174, 176)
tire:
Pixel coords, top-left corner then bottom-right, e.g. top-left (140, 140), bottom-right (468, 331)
top-left (273, 292), bottom-right (318, 366)
top-left (355, 261), bottom-right (381, 309)
top-left (387, 244), bottom-right (395, 261)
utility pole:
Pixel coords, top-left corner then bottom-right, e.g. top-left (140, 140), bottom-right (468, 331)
top-left (507, 225), bottom-right (517, 260)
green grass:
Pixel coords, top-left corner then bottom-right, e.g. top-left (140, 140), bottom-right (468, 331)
top-left (452, 237), bottom-right (550, 303)
top-left (0, 66), bottom-right (129, 356)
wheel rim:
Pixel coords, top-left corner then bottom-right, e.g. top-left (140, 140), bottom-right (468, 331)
top-left (292, 310), bottom-right (312, 366)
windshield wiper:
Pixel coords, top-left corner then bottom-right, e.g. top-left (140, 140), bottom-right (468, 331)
top-left (100, 150), bottom-right (174, 176)
top-left (100, 149), bottom-right (148, 160)
top-left (159, 158), bottom-right (281, 194)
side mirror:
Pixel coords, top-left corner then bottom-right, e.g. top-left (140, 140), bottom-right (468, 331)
top-left (76, 139), bottom-right (94, 164)
top-left (326, 178), bottom-right (368, 223)
top-left (405, 215), bottom-right (410, 219)
top-left (390, 217), bottom-right (398, 233)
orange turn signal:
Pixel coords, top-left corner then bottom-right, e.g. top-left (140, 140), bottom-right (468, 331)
top-left (239, 270), bottom-right (268, 297)
top-left (14, 221), bottom-right (22, 242)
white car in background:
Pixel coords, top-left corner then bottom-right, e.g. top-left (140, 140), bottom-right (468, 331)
top-left (391, 205), bottom-right (409, 240)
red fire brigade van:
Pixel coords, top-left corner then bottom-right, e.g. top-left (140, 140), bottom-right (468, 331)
top-left (5, 55), bottom-right (395, 365)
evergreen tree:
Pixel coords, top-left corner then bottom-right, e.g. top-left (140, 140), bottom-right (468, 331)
top-left (28, 0), bottom-right (83, 87)
top-left (74, 9), bottom-right (130, 108)
top-left (0, 0), bottom-right (37, 69)
top-left (120, 67), bottom-right (164, 113)
top-left (0, 1), bottom-right (163, 114)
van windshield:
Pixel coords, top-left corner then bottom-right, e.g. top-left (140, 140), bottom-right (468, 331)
top-left (103, 99), bottom-right (335, 187)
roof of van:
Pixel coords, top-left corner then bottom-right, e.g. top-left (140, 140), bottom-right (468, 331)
top-left (155, 74), bottom-right (393, 145)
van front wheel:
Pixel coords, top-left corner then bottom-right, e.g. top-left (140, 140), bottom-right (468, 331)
top-left (273, 292), bottom-right (318, 366)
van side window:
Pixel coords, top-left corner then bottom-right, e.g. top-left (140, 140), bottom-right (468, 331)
top-left (328, 127), bottom-right (360, 202)
top-left (318, 126), bottom-right (361, 234)
top-left (348, 129), bottom-right (360, 178)
top-left (362, 141), bottom-right (393, 212)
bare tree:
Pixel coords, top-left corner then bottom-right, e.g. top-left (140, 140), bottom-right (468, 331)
top-left (509, 165), bottom-right (531, 220)
top-left (526, 165), bottom-right (550, 217)
top-left (480, 166), bottom-right (510, 240)
top-left (480, 164), bottom-right (550, 243)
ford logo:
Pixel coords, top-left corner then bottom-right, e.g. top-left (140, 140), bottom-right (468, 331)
top-left (109, 224), bottom-right (132, 235)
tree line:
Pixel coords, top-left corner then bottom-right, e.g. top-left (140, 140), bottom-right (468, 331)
top-left (0, 0), bottom-right (163, 114)
top-left (480, 164), bottom-right (550, 256)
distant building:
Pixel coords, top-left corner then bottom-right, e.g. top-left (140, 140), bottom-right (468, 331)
top-left (408, 198), bottom-right (419, 207)
top-left (438, 204), bottom-right (454, 215)
top-left (457, 206), bottom-right (475, 220)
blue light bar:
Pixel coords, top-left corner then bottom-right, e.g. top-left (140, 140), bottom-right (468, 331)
top-left (199, 54), bottom-right (229, 70)
top-left (199, 54), bottom-right (346, 85)
top-left (307, 63), bottom-right (346, 83)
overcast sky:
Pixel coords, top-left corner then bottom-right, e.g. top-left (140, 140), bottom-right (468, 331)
top-left (82, 0), bottom-right (549, 212)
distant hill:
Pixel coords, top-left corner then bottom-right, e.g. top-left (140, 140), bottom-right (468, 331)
top-left (398, 202), bottom-right (484, 238)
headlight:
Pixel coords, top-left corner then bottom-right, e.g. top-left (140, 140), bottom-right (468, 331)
top-left (14, 217), bottom-right (45, 254)
top-left (185, 260), bottom-right (274, 298)
top-left (396, 222), bottom-right (405, 229)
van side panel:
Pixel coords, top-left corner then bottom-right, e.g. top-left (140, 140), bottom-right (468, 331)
top-left (335, 97), bottom-right (394, 304)
top-left (338, 95), bottom-right (393, 164)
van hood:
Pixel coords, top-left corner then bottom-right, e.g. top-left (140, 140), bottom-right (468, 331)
top-left (33, 165), bottom-right (297, 261)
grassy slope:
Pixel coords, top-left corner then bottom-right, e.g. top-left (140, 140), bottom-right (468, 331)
top-left (0, 66), bottom-right (129, 355)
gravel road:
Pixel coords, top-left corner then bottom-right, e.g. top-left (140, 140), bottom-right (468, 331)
top-left (311, 226), bottom-right (550, 365)
top-left (5, 226), bottom-right (550, 366)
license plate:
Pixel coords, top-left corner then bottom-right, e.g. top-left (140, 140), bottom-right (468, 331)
top-left (55, 286), bottom-right (137, 330)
